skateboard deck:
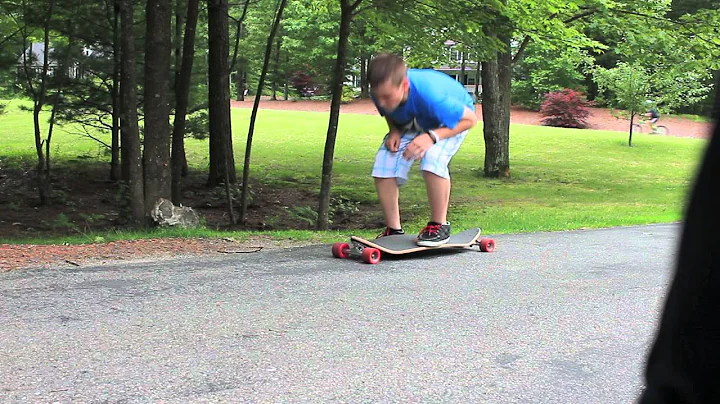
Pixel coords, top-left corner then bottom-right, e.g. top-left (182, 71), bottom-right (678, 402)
top-left (332, 227), bottom-right (495, 264)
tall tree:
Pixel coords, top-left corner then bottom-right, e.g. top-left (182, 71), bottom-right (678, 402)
top-left (44, 1), bottom-right (126, 183)
top-left (207, 0), bottom-right (237, 186)
top-left (110, 0), bottom-right (122, 181)
top-left (479, 0), bottom-right (603, 177)
top-left (239, 0), bottom-right (288, 224)
top-left (481, 34), bottom-right (512, 178)
top-left (144, 0), bottom-right (173, 217)
top-left (119, 0), bottom-right (144, 225)
top-left (316, 0), bottom-right (363, 230)
top-left (16, 0), bottom-right (56, 205)
top-left (171, 0), bottom-right (200, 203)
top-left (229, 0), bottom-right (251, 101)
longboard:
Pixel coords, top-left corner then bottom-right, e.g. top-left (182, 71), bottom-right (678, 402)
top-left (331, 227), bottom-right (495, 264)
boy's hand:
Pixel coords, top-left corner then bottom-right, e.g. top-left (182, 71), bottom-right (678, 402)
top-left (385, 131), bottom-right (401, 152)
top-left (403, 133), bottom-right (433, 160)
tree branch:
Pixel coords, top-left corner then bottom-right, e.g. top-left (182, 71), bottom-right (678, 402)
top-left (0, 26), bottom-right (22, 48)
top-left (511, 35), bottom-right (531, 64)
top-left (563, 8), bottom-right (597, 24)
top-left (512, 7), bottom-right (598, 65)
top-left (614, 8), bottom-right (720, 49)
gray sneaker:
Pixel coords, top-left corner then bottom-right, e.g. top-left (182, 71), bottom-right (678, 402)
top-left (416, 222), bottom-right (451, 246)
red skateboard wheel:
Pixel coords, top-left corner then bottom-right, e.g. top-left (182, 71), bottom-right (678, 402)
top-left (479, 238), bottom-right (495, 252)
top-left (361, 247), bottom-right (381, 264)
top-left (332, 242), bottom-right (350, 258)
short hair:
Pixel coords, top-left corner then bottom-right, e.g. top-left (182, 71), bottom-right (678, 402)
top-left (368, 53), bottom-right (407, 88)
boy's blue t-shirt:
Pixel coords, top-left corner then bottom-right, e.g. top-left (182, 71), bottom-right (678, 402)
top-left (372, 69), bottom-right (475, 131)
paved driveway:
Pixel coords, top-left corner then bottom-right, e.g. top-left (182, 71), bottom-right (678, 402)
top-left (0, 224), bottom-right (678, 403)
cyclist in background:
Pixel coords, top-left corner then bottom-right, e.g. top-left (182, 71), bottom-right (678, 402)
top-left (644, 101), bottom-right (660, 133)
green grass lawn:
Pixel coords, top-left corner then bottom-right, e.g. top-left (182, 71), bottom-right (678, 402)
top-left (0, 98), bottom-right (708, 244)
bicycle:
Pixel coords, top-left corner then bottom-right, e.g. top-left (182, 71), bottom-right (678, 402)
top-left (632, 118), bottom-right (669, 135)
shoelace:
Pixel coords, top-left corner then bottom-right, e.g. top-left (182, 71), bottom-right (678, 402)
top-left (420, 224), bottom-right (441, 236)
top-left (377, 227), bottom-right (397, 238)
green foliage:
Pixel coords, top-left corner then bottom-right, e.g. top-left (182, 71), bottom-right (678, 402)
top-left (594, 61), bottom-right (712, 117)
top-left (512, 43), bottom-right (592, 110)
top-left (285, 205), bottom-right (318, 226)
top-left (341, 86), bottom-right (358, 104)
top-left (186, 109), bottom-right (210, 140)
top-left (583, 0), bottom-right (716, 114)
top-left (47, 213), bottom-right (79, 232)
top-left (330, 195), bottom-right (360, 217)
top-left (593, 62), bottom-right (650, 117)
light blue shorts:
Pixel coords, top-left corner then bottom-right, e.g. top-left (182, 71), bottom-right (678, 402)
top-left (371, 129), bottom-right (468, 186)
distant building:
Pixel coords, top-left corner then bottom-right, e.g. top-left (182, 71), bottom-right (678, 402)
top-left (17, 43), bottom-right (85, 79)
top-left (435, 40), bottom-right (481, 100)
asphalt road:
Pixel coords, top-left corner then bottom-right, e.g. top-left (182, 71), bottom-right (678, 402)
top-left (0, 224), bottom-right (679, 403)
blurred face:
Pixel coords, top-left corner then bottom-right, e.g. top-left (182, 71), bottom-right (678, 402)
top-left (372, 77), bottom-right (409, 113)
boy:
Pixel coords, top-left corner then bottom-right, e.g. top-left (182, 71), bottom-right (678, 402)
top-left (368, 53), bottom-right (478, 246)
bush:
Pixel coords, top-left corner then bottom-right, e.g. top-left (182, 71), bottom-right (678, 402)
top-left (539, 89), bottom-right (594, 129)
top-left (341, 86), bottom-right (359, 104)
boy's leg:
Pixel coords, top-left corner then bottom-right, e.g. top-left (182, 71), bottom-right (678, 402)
top-left (416, 130), bottom-right (469, 245)
top-left (423, 171), bottom-right (450, 224)
top-left (650, 118), bottom-right (659, 133)
top-left (371, 133), bottom-right (417, 232)
top-left (375, 177), bottom-right (401, 229)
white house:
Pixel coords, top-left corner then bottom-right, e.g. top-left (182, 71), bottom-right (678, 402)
top-left (434, 40), bottom-right (481, 100)
top-left (17, 43), bottom-right (86, 79)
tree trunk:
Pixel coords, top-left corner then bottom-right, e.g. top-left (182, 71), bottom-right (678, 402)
top-left (119, 0), bottom-right (144, 225)
top-left (360, 54), bottom-right (369, 98)
top-left (175, 0), bottom-right (184, 84)
top-left (271, 35), bottom-right (279, 100)
top-left (460, 51), bottom-right (466, 85)
top-left (481, 36), bottom-right (511, 178)
top-left (474, 60), bottom-right (481, 100)
top-left (207, 0), bottom-right (236, 187)
top-left (629, 112), bottom-right (635, 147)
top-left (111, 2), bottom-right (121, 181)
top-left (171, 0), bottom-right (199, 203)
top-left (32, 104), bottom-right (49, 205)
top-left (283, 51), bottom-right (289, 100)
top-left (144, 0), bottom-right (173, 218)
top-left (29, 0), bottom-right (56, 206)
top-left (46, 91), bottom-right (60, 175)
top-left (316, 0), bottom-right (358, 230)
top-left (239, 0), bottom-right (288, 224)
top-left (230, 0), bottom-right (250, 101)
top-left (236, 68), bottom-right (245, 101)
top-left (45, 18), bottom-right (76, 177)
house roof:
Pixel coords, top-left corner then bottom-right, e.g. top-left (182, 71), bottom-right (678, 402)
top-left (18, 43), bottom-right (56, 66)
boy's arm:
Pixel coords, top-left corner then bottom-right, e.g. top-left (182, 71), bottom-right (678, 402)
top-left (402, 106), bottom-right (477, 160)
top-left (426, 106), bottom-right (477, 141)
top-left (384, 117), bottom-right (402, 152)
top-left (385, 116), bottom-right (400, 134)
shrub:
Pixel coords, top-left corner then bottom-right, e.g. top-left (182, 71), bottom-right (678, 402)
top-left (539, 89), bottom-right (594, 129)
top-left (341, 86), bottom-right (358, 104)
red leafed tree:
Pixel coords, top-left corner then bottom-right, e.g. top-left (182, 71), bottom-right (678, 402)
top-left (539, 89), bottom-right (594, 129)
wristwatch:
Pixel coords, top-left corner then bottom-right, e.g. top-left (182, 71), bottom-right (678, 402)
top-left (427, 130), bottom-right (439, 144)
